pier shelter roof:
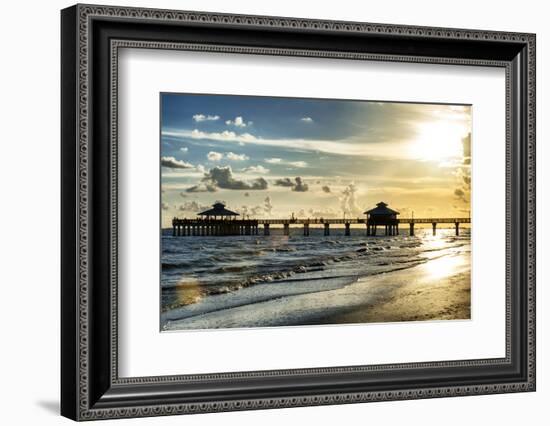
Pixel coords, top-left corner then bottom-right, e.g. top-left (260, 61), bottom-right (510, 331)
top-left (198, 202), bottom-right (239, 217)
top-left (364, 202), bottom-right (400, 216)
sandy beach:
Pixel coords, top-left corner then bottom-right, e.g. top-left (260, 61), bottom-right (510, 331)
top-left (162, 239), bottom-right (471, 330)
top-left (320, 258), bottom-right (470, 325)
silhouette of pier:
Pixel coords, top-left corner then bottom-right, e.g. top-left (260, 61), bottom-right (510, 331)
top-left (171, 202), bottom-right (470, 237)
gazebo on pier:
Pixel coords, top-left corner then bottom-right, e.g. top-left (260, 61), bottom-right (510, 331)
top-left (197, 202), bottom-right (239, 219)
top-left (172, 202), bottom-right (259, 236)
top-left (364, 202), bottom-right (400, 236)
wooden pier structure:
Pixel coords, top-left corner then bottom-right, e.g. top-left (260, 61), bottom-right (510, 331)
top-left (172, 217), bottom-right (470, 237)
top-left (172, 202), bottom-right (470, 237)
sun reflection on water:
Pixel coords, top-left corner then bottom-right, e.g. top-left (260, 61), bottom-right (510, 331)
top-left (423, 254), bottom-right (465, 280)
top-left (174, 277), bottom-right (203, 306)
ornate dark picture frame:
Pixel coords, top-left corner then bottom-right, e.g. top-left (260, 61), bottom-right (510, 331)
top-left (61, 4), bottom-right (536, 421)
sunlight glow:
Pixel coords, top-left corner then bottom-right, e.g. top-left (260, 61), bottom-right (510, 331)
top-left (423, 254), bottom-right (465, 280)
top-left (408, 121), bottom-right (466, 163)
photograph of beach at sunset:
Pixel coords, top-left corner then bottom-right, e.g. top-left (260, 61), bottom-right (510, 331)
top-left (159, 93), bottom-right (472, 331)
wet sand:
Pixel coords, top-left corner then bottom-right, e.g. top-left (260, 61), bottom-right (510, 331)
top-left (322, 253), bottom-right (471, 324)
top-left (163, 249), bottom-right (471, 330)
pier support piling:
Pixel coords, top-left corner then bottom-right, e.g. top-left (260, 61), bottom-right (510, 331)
top-left (409, 223), bottom-right (415, 236)
top-left (455, 222), bottom-right (459, 236)
top-left (303, 223), bottom-right (310, 236)
top-left (324, 223), bottom-right (330, 236)
top-left (283, 223), bottom-right (289, 236)
top-left (345, 223), bottom-right (350, 236)
top-left (264, 223), bottom-right (270, 236)
top-left (432, 222), bottom-right (437, 236)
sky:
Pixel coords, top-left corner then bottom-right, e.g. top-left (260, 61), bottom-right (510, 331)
top-left (160, 93), bottom-right (471, 228)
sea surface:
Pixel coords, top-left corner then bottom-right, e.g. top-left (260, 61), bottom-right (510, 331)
top-left (160, 226), bottom-right (471, 330)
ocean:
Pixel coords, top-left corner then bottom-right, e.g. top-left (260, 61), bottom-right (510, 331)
top-left (160, 226), bottom-right (471, 330)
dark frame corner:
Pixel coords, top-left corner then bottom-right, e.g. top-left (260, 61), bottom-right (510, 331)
top-left (61, 3), bottom-right (535, 421)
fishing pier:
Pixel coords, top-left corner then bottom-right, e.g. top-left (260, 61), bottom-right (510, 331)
top-left (172, 202), bottom-right (470, 237)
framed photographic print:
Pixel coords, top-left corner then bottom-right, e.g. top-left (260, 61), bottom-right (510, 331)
top-left (61, 4), bottom-right (536, 421)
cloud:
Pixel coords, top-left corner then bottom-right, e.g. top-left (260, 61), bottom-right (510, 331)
top-left (239, 204), bottom-right (262, 217)
top-left (453, 134), bottom-right (471, 204)
top-left (203, 166), bottom-right (268, 190)
top-left (207, 151), bottom-right (223, 161)
top-left (244, 192), bottom-right (250, 197)
top-left (274, 177), bottom-right (309, 192)
top-left (265, 158), bottom-right (308, 168)
top-left (322, 185), bottom-right (331, 193)
top-left (340, 183), bottom-right (361, 216)
top-left (161, 202), bottom-right (170, 211)
top-left (241, 165), bottom-right (269, 174)
top-left (308, 207), bottom-right (338, 218)
top-left (165, 129), bottom-right (408, 158)
top-left (292, 177), bottom-right (309, 192)
top-left (178, 201), bottom-right (210, 213)
top-left (164, 102), bottom-right (471, 160)
top-left (454, 187), bottom-right (469, 203)
top-left (225, 116), bottom-right (252, 127)
top-left (462, 133), bottom-right (471, 163)
top-left (193, 114), bottom-right (220, 122)
top-left (264, 197), bottom-right (273, 215)
top-left (301, 117), bottom-right (313, 123)
top-left (180, 147), bottom-right (188, 153)
top-left (226, 152), bottom-right (249, 161)
top-left (185, 129), bottom-right (256, 145)
top-left (185, 183), bottom-right (217, 193)
top-left (274, 178), bottom-right (295, 187)
top-left (161, 156), bottom-right (194, 169)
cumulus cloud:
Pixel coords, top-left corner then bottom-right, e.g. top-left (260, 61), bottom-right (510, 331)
top-left (462, 133), bottom-right (471, 164)
top-left (203, 166), bottom-right (268, 191)
top-left (225, 116), bottom-right (251, 127)
top-left (193, 114), bottom-right (220, 122)
top-left (178, 201), bottom-right (210, 213)
top-left (161, 202), bottom-right (170, 211)
top-left (340, 183), bottom-right (361, 216)
top-left (454, 188), bottom-right (468, 203)
top-left (274, 178), bottom-right (295, 187)
top-left (161, 156), bottom-right (194, 169)
top-left (274, 177), bottom-right (308, 192)
top-left (207, 151), bottom-right (223, 161)
top-left (264, 196), bottom-right (273, 215)
top-left (292, 177), bottom-right (309, 192)
top-left (239, 204), bottom-right (262, 217)
top-left (301, 117), bottom-right (313, 123)
top-left (241, 165), bottom-right (269, 174)
top-left (180, 147), bottom-right (188, 153)
top-left (322, 185), bottom-right (331, 193)
top-left (453, 133), bottom-right (471, 205)
top-left (185, 183), bottom-right (217, 193)
top-left (308, 207), bottom-right (338, 218)
top-left (226, 152), bottom-right (249, 161)
top-left (244, 192), bottom-right (250, 197)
